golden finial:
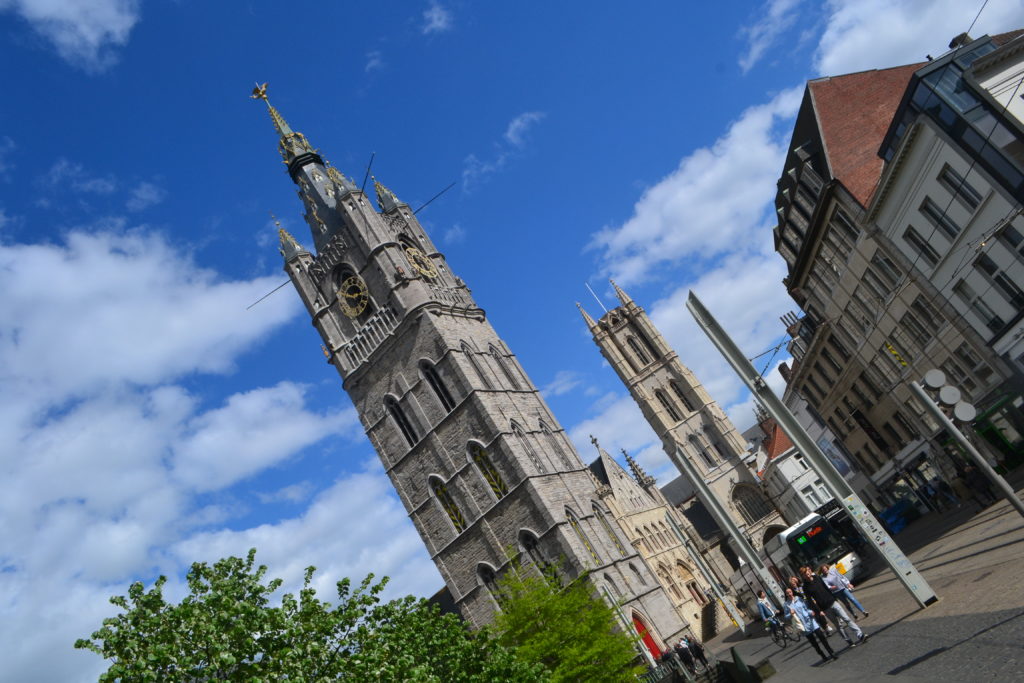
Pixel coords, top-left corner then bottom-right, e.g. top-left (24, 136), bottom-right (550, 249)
top-left (251, 82), bottom-right (269, 101)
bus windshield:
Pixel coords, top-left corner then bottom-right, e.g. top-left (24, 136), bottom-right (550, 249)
top-left (786, 517), bottom-right (848, 569)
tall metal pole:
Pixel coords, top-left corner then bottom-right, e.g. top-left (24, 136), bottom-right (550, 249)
top-left (664, 439), bottom-right (787, 606)
top-left (665, 513), bottom-right (747, 633)
top-left (686, 291), bottom-right (938, 609)
top-left (909, 381), bottom-right (1024, 520)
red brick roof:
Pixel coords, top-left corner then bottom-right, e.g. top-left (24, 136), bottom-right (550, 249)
top-left (763, 421), bottom-right (795, 460)
top-left (808, 62), bottom-right (923, 207)
top-left (992, 29), bottom-right (1024, 46)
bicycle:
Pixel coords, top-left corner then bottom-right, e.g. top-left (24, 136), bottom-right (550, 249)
top-left (766, 616), bottom-right (795, 649)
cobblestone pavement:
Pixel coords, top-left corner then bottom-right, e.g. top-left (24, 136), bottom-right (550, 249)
top-left (705, 485), bottom-right (1024, 682)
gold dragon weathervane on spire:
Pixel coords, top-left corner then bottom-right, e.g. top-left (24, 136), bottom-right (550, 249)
top-left (251, 81), bottom-right (269, 101)
top-left (249, 81), bottom-right (314, 159)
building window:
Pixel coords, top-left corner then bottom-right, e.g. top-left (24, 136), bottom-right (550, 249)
top-left (520, 531), bottom-right (548, 572)
top-left (420, 360), bottom-right (455, 412)
top-left (594, 504), bottom-right (627, 558)
top-left (997, 222), bottom-right (1024, 259)
top-left (670, 381), bottom-right (696, 412)
top-left (511, 422), bottom-right (547, 473)
top-left (384, 396), bottom-right (418, 447)
top-left (975, 254), bottom-right (1024, 309)
top-left (431, 476), bottom-right (467, 533)
top-left (689, 435), bottom-right (716, 468)
top-left (627, 337), bottom-right (650, 366)
top-left (656, 390), bottom-right (682, 422)
top-left (732, 485), bottom-right (773, 524)
top-left (937, 163), bottom-right (982, 210)
top-left (469, 442), bottom-right (508, 500)
top-left (801, 485), bottom-right (823, 508)
top-left (953, 279), bottom-right (1005, 333)
top-left (478, 564), bottom-right (501, 604)
top-left (630, 563), bottom-right (647, 587)
top-left (540, 421), bottom-right (574, 470)
top-left (920, 196), bottom-right (961, 240)
top-left (605, 574), bottom-right (623, 598)
top-left (462, 342), bottom-right (493, 389)
top-left (489, 344), bottom-right (522, 389)
top-left (903, 226), bottom-right (941, 267)
top-left (954, 342), bottom-right (994, 385)
top-left (567, 508), bottom-right (600, 565)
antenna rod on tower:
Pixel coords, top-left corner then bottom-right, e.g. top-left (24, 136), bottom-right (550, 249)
top-left (413, 181), bottom-right (456, 215)
top-left (585, 282), bottom-right (608, 313)
top-left (361, 152), bottom-right (375, 193)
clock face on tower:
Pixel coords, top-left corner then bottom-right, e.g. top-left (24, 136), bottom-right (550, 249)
top-left (337, 275), bottom-right (370, 318)
top-left (405, 246), bottom-right (438, 278)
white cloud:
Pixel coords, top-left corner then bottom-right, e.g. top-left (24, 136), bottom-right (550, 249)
top-left (0, 225), bottom-right (429, 681)
top-left (504, 111), bottom-right (545, 147)
top-left (43, 157), bottom-right (116, 194)
top-left (462, 111), bottom-right (547, 191)
top-left (365, 49), bottom-right (384, 73)
top-left (443, 222), bottom-right (466, 244)
top-left (589, 86), bottom-right (802, 286)
top-left (256, 481), bottom-right (315, 504)
top-left (814, 0), bottom-right (1024, 76)
top-left (739, 0), bottom-right (804, 73)
top-left (0, 0), bottom-right (140, 72)
top-left (174, 382), bottom-right (356, 492)
top-left (541, 370), bottom-right (583, 398)
top-left (421, 1), bottom-right (453, 35)
top-left (126, 180), bottom-right (166, 211)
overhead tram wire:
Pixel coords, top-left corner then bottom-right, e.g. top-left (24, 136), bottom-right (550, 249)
top-left (360, 152), bottom-right (375, 193)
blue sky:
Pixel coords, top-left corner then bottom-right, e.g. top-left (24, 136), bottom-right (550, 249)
top-left (2, 0), bottom-right (1022, 679)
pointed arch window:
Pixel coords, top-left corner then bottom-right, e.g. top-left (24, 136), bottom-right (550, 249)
top-left (566, 508), bottom-right (600, 565)
top-left (461, 341), bottom-right (493, 389)
top-left (478, 564), bottom-right (502, 605)
top-left (511, 422), bottom-right (547, 473)
top-left (655, 390), bottom-right (682, 422)
top-left (489, 344), bottom-right (522, 389)
top-left (605, 574), bottom-right (623, 598)
top-left (540, 421), bottom-right (574, 470)
top-left (689, 435), bottom-right (716, 468)
top-left (430, 476), bottom-right (467, 533)
top-left (469, 442), bottom-right (508, 500)
top-left (520, 530), bottom-right (549, 573)
top-left (733, 485), bottom-right (774, 525)
top-left (384, 396), bottom-right (418, 447)
top-left (593, 503), bottom-right (627, 558)
top-left (669, 381), bottom-right (696, 412)
top-left (420, 360), bottom-right (455, 412)
top-left (627, 337), bottom-right (650, 366)
top-left (629, 563), bottom-right (647, 586)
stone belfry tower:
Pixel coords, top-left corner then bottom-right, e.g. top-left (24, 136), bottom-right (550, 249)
top-left (253, 87), bottom-right (684, 647)
top-left (579, 283), bottom-right (783, 552)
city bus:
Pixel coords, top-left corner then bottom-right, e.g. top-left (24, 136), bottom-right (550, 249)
top-left (765, 512), bottom-right (864, 584)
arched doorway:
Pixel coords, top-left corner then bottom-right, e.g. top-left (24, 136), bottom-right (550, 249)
top-left (762, 524), bottom-right (786, 546)
top-left (631, 613), bottom-right (662, 660)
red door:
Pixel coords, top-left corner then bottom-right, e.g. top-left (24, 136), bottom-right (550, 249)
top-left (633, 616), bottom-right (662, 659)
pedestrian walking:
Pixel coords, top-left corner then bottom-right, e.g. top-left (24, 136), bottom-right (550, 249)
top-left (951, 472), bottom-right (976, 510)
top-left (800, 566), bottom-right (866, 648)
top-left (790, 575), bottom-right (831, 633)
top-left (785, 587), bottom-right (837, 665)
top-left (819, 563), bottom-right (868, 618)
top-left (674, 638), bottom-right (695, 674)
top-left (689, 636), bottom-right (709, 669)
top-left (964, 465), bottom-right (998, 507)
top-left (757, 590), bottom-right (780, 637)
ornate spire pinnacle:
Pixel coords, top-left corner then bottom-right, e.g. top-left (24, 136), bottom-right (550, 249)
top-left (609, 279), bottom-right (633, 306)
top-left (273, 214), bottom-right (308, 261)
top-left (622, 449), bottom-right (655, 487)
top-left (372, 176), bottom-right (406, 212)
top-left (250, 82), bottom-right (318, 169)
top-left (325, 162), bottom-right (359, 194)
top-left (577, 302), bottom-right (597, 330)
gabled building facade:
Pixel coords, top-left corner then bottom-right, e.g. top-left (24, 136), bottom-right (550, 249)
top-left (587, 440), bottom-right (722, 640)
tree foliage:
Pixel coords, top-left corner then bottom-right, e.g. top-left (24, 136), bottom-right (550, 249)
top-left (75, 549), bottom-right (546, 682)
top-left (490, 562), bottom-right (644, 683)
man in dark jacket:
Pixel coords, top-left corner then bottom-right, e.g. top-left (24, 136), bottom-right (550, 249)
top-left (800, 566), bottom-right (865, 648)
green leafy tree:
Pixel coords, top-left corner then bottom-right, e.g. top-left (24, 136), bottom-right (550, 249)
top-left (491, 561), bottom-right (644, 683)
top-left (75, 549), bottom-right (546, 682)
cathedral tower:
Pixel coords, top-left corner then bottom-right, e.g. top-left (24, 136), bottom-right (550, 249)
top-left (254, 88), bottom-right (684, 650)
top-left (580, 283), bottom-right (784, 555)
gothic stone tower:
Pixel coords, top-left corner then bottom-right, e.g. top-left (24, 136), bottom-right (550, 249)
top-left (254, 89), bottom-right (685, 647)
top-left (579, 283), bottom-right (784, 560)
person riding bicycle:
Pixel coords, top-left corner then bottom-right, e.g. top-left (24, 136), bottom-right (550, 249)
top-left (757, 590), bottom-right (781, 637)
